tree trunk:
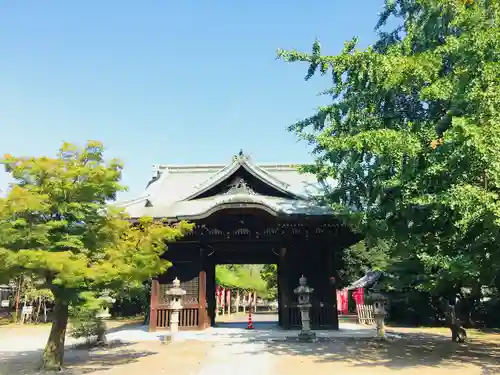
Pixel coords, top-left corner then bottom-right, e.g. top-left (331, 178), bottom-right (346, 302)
top-left (20, 299), bottom-right (26, 325)
top-left (36, 296), bottom-right (42, 323)
top-left (41, 297), bottom-right (69, 371)
top-left (14, 275), bottom-right (23, 323)
top-left (444, 300), bottom-right (467, 343)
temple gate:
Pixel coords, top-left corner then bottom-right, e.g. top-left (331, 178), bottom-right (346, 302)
top-left (121, 152), bottom-right (359, 331)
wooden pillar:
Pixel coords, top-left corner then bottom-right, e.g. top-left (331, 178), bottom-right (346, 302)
top-left (206, 261), bottom-right (216, 327)
top-left (278, 247), bottom-right (289, 328)
top-left (149, 279), bottom-right (159, 332)
top-left (198, 248), bottom-right (208, 330)
top-left (198, 269), bottom-right (207, 329)
top-left (327, 247), bottom-right (339, 329)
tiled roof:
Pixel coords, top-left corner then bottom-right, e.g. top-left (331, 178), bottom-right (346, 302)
top-left (346, 271), bottom-right (382, 290)
top-left (124, 193), bottom-right (334, 219)
top-left (120, 153), bottom-right (337, 219)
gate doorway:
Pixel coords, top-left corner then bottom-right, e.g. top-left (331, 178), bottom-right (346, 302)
top-left (214, 264), bottom-right (278, 329)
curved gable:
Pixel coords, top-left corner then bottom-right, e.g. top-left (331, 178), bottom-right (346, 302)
top-left (184, 152), bottom-right (302, 201)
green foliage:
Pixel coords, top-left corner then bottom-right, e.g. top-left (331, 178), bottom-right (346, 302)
top-left (111, 280), bottom-right (151, 318)
top-left (69, 303), bottom-right (105, 345)
top-left (260, 264), bottom-right (277, 300)
top-left (21, 276), bottom-right (54, 303)
top-left (0, 141), bottom-right (192, 296)
top-left (216, 265), bottom-right (268, 296)
top-left (0, 141), bottom-right (193, 367)
top-left (279, 0), bottom-right (500, 320)
top-left (339, 239), bottom-right (391, 287)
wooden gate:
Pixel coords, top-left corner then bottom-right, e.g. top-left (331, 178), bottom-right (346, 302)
top-left (149, 276), bottom-right (209, 331)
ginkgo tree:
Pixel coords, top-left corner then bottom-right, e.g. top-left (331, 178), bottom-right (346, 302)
top-left (278, 0), bottom-right (500, 330)
top-left (0, 141), bottom-right (192, 370)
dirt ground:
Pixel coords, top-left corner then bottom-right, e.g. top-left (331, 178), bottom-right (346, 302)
top-left (273, 333), bottom-right (500, 375)
top-left (1, 320), bottom-right (499, 375)
top-left (0, 340), bottom-right (215, 375)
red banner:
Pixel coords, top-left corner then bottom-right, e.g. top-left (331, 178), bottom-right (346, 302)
top-left (336, 289), bottom-right (349, 315)
top-left (215, 285), bottom-right (222, 305)
top-left (352, 288), bottom-right (365, 305)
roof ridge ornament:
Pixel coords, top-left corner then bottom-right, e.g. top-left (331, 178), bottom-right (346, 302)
top-left (232, 149), bottom-right (249, 163)
top-left (224, 177), bottom-right (256, 195)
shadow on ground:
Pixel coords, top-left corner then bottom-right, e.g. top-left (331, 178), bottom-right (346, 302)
top-left (216, 329), bottom-right (500, 374)
top-left (105, 320), bottom-right (143, 334)
top-left (0, 342), bottom-right (157, 375)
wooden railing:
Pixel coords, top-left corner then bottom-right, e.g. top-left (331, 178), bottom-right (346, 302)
top-left (156, 305), bottom-right (201, 330)
top-left (356, 304), bottom-right (374, 325)
top-left (284, 304), bottom-right (338, 329)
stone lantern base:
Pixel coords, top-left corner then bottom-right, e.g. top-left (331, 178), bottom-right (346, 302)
top-left (298, 330), bottom-right (316, 342)
top-left (373, 312), bottom-right (387, 339)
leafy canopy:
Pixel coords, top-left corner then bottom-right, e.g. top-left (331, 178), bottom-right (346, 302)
top-left (278, 0), bottom-right (500, 295)
top-left (0, 141), bottom-right (193, 299)
top-left (216, 265), bottom-right (268, 296)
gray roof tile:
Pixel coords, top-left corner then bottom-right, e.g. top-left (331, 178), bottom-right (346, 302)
top-left (120, 153), bottom-right (337, 219)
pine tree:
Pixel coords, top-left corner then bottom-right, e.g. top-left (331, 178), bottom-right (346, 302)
top-left (0, 141), bottom-right (192, 370)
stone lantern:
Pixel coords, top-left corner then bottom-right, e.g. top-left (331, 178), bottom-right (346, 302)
top-left (96, 290), bottom-right (116, 320)
top-left (370, 286), bottom-right (388, 339)
top-left (294, 275), bottom-right (316, 341)
top-left (165, 278), bottom-right (186, 333)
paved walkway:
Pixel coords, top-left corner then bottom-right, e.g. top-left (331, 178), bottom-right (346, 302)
top-left (105, 312), bottom-right (377, 344)
top-left (196, 337), bottom-right (273, 375)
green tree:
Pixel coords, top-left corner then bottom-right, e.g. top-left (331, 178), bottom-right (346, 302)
top-left (260, 264), bottom-right (277, 299)
top-left (278, 0), bottom-right (500, 326)
top-left (0, 141), bottom-right (192, 370)
top-left (339, 239), bottom-right (391, 288)
top-left (216, 265), bottom-right (268, 296)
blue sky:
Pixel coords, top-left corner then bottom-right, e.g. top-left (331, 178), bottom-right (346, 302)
top-left (0, 0), bottom-right (390, 200)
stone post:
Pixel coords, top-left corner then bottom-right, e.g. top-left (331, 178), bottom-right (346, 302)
top-left (165, 278), bottom-right (186, 333)
top-left (294, 275), bottom-right (316, 341)
top-left (95, 290), bottom-right (116, 345)
top-left (371, 289), bottom-right (388, 339)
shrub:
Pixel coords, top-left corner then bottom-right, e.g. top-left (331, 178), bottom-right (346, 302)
top-left (69, 306), bottom-right (106, 345)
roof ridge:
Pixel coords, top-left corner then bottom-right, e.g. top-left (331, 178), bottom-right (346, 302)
top-left (156, 163), bottom-right (305, 170)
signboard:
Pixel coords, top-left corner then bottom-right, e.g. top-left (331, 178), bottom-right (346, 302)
top-left (0, 300), bottom-right (9, 308)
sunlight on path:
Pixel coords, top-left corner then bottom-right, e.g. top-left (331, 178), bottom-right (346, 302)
top-left (196, 339), bottom-right (274, 375)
